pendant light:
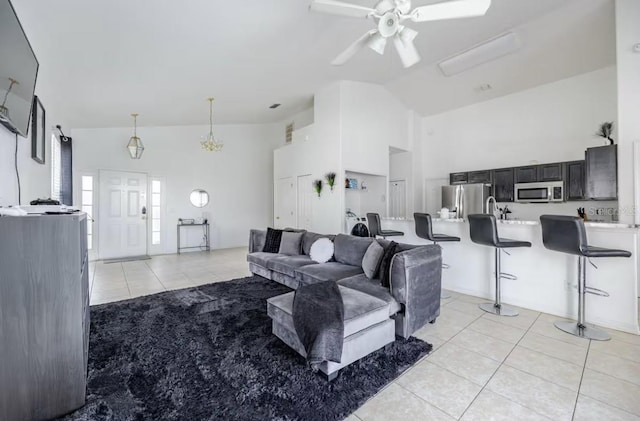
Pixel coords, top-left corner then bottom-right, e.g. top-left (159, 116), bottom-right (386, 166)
top-left (127, 113), bottom-right (144, 159)
top-left (201, 98), bottom-right (223, 152)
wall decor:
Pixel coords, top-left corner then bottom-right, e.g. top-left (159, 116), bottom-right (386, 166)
top-left (325, 172), bottom-right (336, 191)
top-left (596, 121), bottom-right (614, 145)
top-left (201, 98), bottom-right (223, 152)
top-left (127, 113), bottom-right (144, 159)
top-left (313, 179), bottom-right (323, 197)
top-left (190, 189), bottom-right (209, 208)
top-left (31, 95), bottom-right (45, 164)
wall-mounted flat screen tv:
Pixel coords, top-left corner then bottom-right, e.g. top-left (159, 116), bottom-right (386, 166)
top-left (0, 0), bottom-right (39, 137)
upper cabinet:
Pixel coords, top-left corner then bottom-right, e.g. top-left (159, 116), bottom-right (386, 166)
top-left (538, 163), bottom-right (563, 182)
top-left (468, 170), bottom-right (492, 184)
top-left (492, 168), bottom-right (515, 202)
top-left (450, 172), bottom-right (468, 185)
top-left (586, 145), bottom-right (617, 200)
top-left (515, 166), bottom-right (538, 184)
top-left (564, 160), bottom-right (586, 201)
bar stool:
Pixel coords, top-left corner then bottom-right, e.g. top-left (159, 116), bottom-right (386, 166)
top-left (414, 213), bottom-right (460, 299)
top-left (540, 215), bottom-right (631, 341)
top-left (468, 214), bottom-right (531, 316)
top-left (366, 213), bottom-right (404, 239)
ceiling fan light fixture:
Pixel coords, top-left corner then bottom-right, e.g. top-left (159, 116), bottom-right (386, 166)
top-left (393, 34), bottom-right (421, 68)
top-left (367, 32), bottom-right (387, 55)
top-left (378, 12), bottom-right (399, 38)
top-left (398, 26), bottom-right (418, 43)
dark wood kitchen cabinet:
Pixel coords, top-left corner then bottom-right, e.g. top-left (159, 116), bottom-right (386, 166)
top-left (515, 166), bottom-right (538, 184)
top-left (468, 170), bottom-right (492, 184)
top-left (492, 168), bottom-right (515, 202)
top-left (450, 172), bottom-right (468, 185)
top-left (538, 163), bottom-right (564, 181)
top-left (564, 160), bottom-right (585, 201)
top-left (586, 145), bottom-right (617, 200)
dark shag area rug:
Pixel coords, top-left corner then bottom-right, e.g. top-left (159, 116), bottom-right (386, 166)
top-left (60, 276), bottom-right (432, 421)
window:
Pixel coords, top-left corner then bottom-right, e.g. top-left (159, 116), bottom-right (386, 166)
top-left (81, 176), bottom-right (94, 250)
top-left (151, 180), bottom-right (161, 245)
top-left (51, 134), bottom-right (61, 201)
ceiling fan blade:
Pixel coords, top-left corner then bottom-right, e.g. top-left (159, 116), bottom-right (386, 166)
top-left (411, 0), bottom-right (491, 23)
top-left (331, 30), bottom-right (377, 65)
top-left (393, 34), bottom-right (421, 68)
top-left (310, 0), bottom-right (376, 18)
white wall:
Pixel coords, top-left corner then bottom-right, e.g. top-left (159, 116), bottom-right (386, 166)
top-left (390, 151), bottom-right (413, 219)
top-left (0, 73), bottom-right (67, 207)
top-left (616, 0), bottom-right (640, 225)
top-left (341, 81), bottom-right (412, 176)
top-left (422, 67), bottom-right (617, 179)
top-left (72, 123), bottom-right (281, 255)
top-left (273, 83), bottom-right (342, 234)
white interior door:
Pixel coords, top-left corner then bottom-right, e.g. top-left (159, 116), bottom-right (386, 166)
top-left (297, 174), bottom-right (313, 230)
top-left (389, 180), bottom-right (406, 219)
top-left (98, 170), bottom-right (148, 259)
top-left (274, 177), bottom-right (295, 229)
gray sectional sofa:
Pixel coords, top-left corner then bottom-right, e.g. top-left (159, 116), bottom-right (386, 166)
top-left (248, 229), bottom-right (442, 379)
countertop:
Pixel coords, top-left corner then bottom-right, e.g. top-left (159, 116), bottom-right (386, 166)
top-left (383, 217), bottom-right (638, 229)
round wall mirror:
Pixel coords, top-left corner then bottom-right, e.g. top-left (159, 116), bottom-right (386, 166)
top-left (190, 189), bottom-right (209, 208)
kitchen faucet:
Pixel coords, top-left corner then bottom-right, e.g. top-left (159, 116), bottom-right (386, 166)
top-left (485, 196), bottom-right (499, 216)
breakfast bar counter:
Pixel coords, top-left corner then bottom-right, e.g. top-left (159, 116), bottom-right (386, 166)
top-left (382, 218), bottom-right (640, 334)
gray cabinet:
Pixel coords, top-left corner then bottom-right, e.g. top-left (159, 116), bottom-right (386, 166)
top-left (492, 168), bottom-right (515, 202)
top-left (450, 172), bottom-right (468, 185)
top-left (586, 145), bottom-right (617, 200)
top-left (565, 161), bottom-right (586, 201)
top-left (0, 214), bottom-right (89, 421)
top-left (468, 170), bottom-right (492, 184)
top-left (515, 166), bottom-right (538, 183)
top-left (538, 163), bottom-right (563, 181)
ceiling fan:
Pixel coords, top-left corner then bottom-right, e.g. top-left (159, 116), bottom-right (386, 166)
top-left (310, 0), bottom-right (492, 68)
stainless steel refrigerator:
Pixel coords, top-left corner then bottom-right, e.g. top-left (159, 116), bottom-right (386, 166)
top-left (441, 184), bottom-right (492, 219)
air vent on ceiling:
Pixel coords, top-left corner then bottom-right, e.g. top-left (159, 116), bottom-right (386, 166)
top-left (269, 104), bottom-right (281, 109)
top-left (438, 32), bottom-right (522, 77)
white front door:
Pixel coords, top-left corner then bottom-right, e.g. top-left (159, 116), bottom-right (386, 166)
top-left (297, 174), bottom-right (313, 230)
top-left (98, 170), bottom-right (148, 259)
top-left (274, 177), bottom-right (295, 229)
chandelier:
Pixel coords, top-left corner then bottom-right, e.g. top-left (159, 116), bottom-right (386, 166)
top-left (201, 97), bottom-right (223, 152)
top-left (127, 113), bottom-right (144, 159)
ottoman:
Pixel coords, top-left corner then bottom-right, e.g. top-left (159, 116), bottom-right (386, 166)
top-left (266, 286), bottom-right (396, 380)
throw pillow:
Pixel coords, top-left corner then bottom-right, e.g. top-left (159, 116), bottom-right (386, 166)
top-left (279, 231), bottom-right (304, 255)
top-left (309, 238), bottom-right (334, 263)
top-left (362, 241), bottom-right (384, 279)
top-left (262, 228), bottom-right (283, 253)
top-left (379, 241), bottom-right (399, 288)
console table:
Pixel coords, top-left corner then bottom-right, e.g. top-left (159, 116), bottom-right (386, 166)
top-left (177, 222), bottom-right (210, 254)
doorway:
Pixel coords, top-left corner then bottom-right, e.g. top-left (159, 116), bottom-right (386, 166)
top-left (98, 170), bottom-right (148, 259)
top-left (389, 180), bottom-right (406, 219)
top-left (297, 174), bottom-right (313, 230)
top-left (275, 177), bottom-right (296, 229)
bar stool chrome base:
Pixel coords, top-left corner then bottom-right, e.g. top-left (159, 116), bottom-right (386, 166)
top-left (479, 302), bottom-right (519, 317)
top-left (554, 321), bottom-right (610, 341)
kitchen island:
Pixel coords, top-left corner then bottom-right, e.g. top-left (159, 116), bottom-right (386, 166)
top-left (382, 217), bottom-right (639, 334)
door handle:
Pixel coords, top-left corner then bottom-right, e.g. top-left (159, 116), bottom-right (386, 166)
top-left (141, 206), bottom-right (147, 220)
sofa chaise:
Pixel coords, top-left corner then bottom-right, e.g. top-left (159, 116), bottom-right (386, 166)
top-left (248, 229), bottom-right (442, 379)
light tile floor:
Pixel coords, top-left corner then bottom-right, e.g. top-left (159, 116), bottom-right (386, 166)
top-left (90, 248), bottom-right (640, 421)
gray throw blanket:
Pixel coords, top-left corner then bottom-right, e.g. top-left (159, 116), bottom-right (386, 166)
top-left (292, 281), bottom-right (344, 370)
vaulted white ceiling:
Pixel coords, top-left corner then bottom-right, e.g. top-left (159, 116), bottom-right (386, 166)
top-left (11, 0), bottom-right (614, 128)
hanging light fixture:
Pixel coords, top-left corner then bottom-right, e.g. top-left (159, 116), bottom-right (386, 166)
top-left (201, 97), bottom-right (223, 152)
top-left (127, 113), bottom-right (144, 159)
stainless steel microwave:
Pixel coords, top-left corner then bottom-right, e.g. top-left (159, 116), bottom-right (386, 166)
top-left (514, 181), bottom-right (564, 203)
